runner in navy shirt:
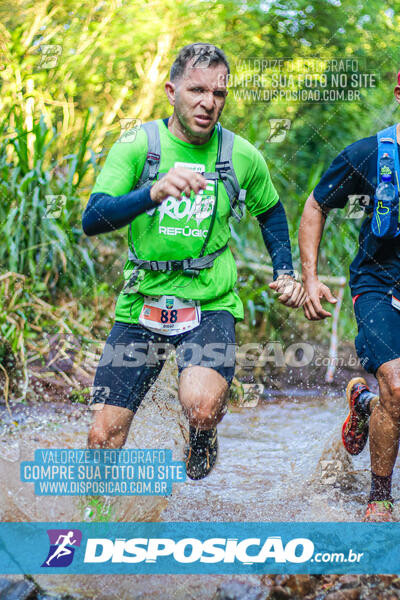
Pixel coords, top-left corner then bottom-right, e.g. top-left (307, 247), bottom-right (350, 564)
top-left (314, 135), bottom-right (400, 296)
top-left (299, 74), bottom-right (400, 522)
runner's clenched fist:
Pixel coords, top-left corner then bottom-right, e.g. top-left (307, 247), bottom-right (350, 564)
top-left (150, 167), bottom-right (207, 204)
top-left (269, 274), bottom-right (307, 308)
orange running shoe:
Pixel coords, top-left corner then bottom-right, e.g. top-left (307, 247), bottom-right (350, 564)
top-left (363, 500), bottom-right (394, 522)
top-left (342, 377), bottom-right (371, 455)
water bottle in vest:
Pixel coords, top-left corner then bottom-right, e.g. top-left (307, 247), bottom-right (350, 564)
top-left (371, 173), bottom-right (400, 239)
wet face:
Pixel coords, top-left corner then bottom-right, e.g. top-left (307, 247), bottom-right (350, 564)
top-left (167, 61), bottom-right (228, 142)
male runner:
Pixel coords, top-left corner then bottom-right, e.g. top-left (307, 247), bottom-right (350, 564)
top-left (299, 74), bottom-right (400, 520)
top-left (83, 43), bottom-right (306, 480)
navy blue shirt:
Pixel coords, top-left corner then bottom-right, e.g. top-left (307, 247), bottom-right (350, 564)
top-left (314, 132), bottom-right (400, 296)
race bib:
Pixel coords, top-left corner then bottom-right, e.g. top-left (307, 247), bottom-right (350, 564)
top-left (392, 294), bottom-right (400, 311)
top-left (139, 295), bottom-right (201, 335)
top-left (174, 162), bottom-right (205, 173)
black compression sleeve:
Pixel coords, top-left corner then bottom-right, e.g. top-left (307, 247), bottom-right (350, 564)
top-left (256, 200), bottom-right (294, 280)
top-left (82, 187), bottom-right (156, 236)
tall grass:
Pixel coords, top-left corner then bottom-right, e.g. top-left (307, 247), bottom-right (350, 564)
top-left (0, 107), bottom-right (98, 295)
top-left (0, 107), bottom-right (111, 402)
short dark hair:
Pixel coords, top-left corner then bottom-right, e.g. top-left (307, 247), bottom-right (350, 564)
top-left (170, 43), bottom-right (230, 82)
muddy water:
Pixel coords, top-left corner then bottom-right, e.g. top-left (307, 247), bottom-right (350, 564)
top-left (1, 371), bottom-right (398, 599)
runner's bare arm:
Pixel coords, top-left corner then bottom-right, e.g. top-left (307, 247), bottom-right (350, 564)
top-left (299, 192), bottom-right (337, 320)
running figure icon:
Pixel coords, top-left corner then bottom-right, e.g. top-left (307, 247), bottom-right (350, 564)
top-left (45, 531), bottom-right (77, 566)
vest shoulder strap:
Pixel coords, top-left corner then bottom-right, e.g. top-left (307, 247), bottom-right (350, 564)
top-left (377, 124), bottom-right (400, 192)
top-left (135, 120), bottom-right (161, 191)
top-left (136, 120), bottom-right (247, 222)
top-left (127, 121), bottom-right (247, 274)
top-left (216, 124), bottom-right (247, 222)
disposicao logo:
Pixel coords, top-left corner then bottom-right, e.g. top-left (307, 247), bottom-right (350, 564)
top-left (42, 529), bottom-right (82, 567)
top-left (83, 536), bottom-right (314, 564)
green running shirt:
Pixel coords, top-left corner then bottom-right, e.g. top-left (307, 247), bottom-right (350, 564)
top-left (91, 119), bottom-right (279, 323)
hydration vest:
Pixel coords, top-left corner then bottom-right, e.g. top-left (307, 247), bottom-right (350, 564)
top-left (371, 124), bottom-right (400, 239)
top-left (127, 120), bottom-right (247, 276)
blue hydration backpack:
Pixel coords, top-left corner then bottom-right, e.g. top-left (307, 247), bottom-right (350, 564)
top-left (371, 125), bottom-right (400, 239)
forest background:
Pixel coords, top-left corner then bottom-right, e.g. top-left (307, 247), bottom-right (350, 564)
top-left (1, 0), bottom-right (399, 402)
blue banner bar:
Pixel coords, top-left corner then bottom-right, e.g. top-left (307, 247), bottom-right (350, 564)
top-left (0, 522), bottom-right (399, 574)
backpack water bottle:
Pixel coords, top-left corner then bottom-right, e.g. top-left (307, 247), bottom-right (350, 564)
top-left (371, 173), bottom-right (400, 239)
top-left (372, 125), bottom-right (400, 239)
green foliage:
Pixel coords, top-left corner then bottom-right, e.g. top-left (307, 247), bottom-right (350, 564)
top-left (0, 107), bottom-right (98, 295)
top-left (2, 0), bottom-right (400, 348)
top-left (78, 496), bottom-right (115, 522)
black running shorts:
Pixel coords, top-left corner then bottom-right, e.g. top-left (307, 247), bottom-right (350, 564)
top-left (91, 310), bottom-right (236, 412)
top-left (354, 291), bottom-right (400, 375)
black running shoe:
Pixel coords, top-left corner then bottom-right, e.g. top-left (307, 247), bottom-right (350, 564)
top-left (185, 427), bottom-right (218, 480)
